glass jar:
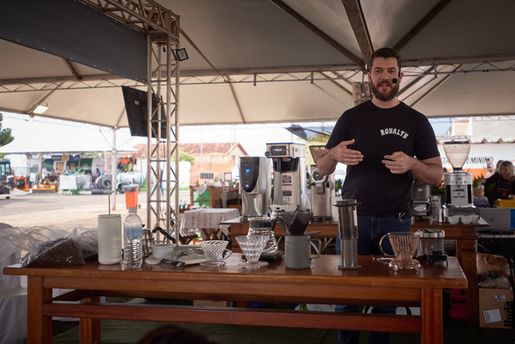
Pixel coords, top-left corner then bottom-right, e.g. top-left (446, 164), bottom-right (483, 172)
top-left (248, 218), bottom-right (278, 254)
top-left (415, 228), bottom-right (447, 264)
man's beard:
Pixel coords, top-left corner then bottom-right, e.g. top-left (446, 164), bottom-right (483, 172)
top-left (370, 80), bottom-right (400, 101)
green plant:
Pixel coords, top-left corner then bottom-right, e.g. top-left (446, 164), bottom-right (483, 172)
top-left (335, 179), bottom-right (343, 194)
top-left (0, 113), bottom-right (14, 148)
top-left (431, 184), bottom-right (445, 196)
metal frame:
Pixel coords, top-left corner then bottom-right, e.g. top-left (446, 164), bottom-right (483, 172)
top-left (2, 60), bottom-right (515, 93)
top-left (76, 0), bottom-right (181, 240)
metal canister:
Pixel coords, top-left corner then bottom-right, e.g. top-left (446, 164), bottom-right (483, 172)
top-left (430, 195), bottom-right (442, 223)
top-left (335, 199), bottom-right (360, 269)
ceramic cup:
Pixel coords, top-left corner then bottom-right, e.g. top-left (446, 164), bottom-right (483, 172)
top-left (151, 242), bottom-right (174, 260)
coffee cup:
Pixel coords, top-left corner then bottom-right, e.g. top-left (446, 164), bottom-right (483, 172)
top-left (285, 235), bottom-right (319, 269)
top-left (152, 242), bottom-right (174, 260)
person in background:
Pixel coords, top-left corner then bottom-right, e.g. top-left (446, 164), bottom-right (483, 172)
top-left (317, 47), bottom-right (443, 344)
top-left (485, 160), bottom-right (515, 206)
top-left (484, 159), bottom-right (503, 206)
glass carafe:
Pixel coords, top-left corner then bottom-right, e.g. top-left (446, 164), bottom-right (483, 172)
top-left (248, 218), bottom-right (278, 254)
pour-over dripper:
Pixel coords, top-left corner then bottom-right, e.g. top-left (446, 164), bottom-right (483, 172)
top-left (236, 235), bottom-right (269, 269)
top-left (280, 209), bottom-right (312, 235)
top-left (443, 139), bottom-right (471, 171)
top-left (379, 232), bottom-right (420, 271)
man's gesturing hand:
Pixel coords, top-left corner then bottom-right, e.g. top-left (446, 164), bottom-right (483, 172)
top-left (382, 151), bottom-right (414, 174)
top-left (330, 139), bottom-right (363, 166)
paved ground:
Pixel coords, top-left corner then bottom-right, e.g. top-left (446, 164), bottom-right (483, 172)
top-left (0, 191), bottom-right (149, 229)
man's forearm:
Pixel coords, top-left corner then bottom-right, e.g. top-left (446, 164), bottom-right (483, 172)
top-left (411, 158), bottom-right (443, 186)
top-left (317, 149), bottom-right (338, 175)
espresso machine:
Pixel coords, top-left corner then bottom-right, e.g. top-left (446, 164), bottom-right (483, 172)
top-left (308, 145), bottom-right (334, 222)
top-left (239, 157), bottom-right (271, 218)
top-left (442, 139), bottom-right (479, 224)
top-left (265, 143), bottom-right (306, 212)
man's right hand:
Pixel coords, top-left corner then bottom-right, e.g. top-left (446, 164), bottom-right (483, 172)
top-left (329, 139), bottom-right (363, 165)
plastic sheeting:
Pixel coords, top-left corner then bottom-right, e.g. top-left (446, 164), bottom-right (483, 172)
top-left (0, 224), bottom-right (98, 341)
top-left (0, 290), bottom-right (27, 344)
top-left (0, 223), bottom-right (26, 344)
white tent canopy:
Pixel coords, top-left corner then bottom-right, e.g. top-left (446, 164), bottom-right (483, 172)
top-left (1, 0), bottom-right (515, 128)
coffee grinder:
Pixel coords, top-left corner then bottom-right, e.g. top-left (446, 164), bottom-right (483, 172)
top-left (308, 145), bottom-right (334, 222)
top-left (442, 139), bottom-right (479, 224)
top-left (239, 157), bottom-right (271, 218)
top-left (265, 143), bottom-right (306, 212)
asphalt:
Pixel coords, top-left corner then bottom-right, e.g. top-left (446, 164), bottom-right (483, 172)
top-left (0, 191), bottom-right (145, 229)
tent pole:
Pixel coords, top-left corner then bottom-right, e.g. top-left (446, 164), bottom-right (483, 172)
top-left (112, 127), bottom-right (117, 211)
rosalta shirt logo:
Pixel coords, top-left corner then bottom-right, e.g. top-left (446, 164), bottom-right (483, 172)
top-left (379, 127), bottom-right (409, 139)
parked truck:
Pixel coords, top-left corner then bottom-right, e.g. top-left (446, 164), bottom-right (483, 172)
top-left (0, 159), bottom-right (12, 199)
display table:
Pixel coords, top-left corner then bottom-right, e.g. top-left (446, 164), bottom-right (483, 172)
top-left (411, 220), bottom-right (486, 326)
top-left (4, 255), bottom-right (466, 344)
top-left (180, 208), bottom-right (240, 239)
top-left (226, 217), bottom-right (484, 326)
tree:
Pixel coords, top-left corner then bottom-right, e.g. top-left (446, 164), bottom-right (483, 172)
top-left (0, 113), bottom-right (14, 147)
top-left (179, 151), bottom-right (194, 163)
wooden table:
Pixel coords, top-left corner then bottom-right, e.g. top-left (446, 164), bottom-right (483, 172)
top-left (227, 218), bottom-right (482, 326)
top-left (411, 221), bottom-right (482, 326)
top-left (4, 255), bottom-right (466, 344)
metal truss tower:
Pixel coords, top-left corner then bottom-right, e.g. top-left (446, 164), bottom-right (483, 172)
top-left (79, 0), bottom-right (181, 241)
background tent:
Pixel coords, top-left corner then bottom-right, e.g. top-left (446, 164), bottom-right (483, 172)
top-left (0, 0), bottom-right (514, 127)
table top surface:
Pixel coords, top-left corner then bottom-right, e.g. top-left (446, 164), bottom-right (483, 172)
top-left (5, 255), bottom-right (466, 305)
top-left (4, 255), bottom-right (466, 290)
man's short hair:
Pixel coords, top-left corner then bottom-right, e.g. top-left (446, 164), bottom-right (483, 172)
top-left (369, 47), bottom-right (401, 71)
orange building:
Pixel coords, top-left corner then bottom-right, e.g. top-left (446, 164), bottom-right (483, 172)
top-left (180, 142), bottom-right (247, 185)
top-left (134, 142), bottom-right (248, 185)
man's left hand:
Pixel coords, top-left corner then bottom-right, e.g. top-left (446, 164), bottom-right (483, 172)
top-left (382, 151), bottom-right (414, 174)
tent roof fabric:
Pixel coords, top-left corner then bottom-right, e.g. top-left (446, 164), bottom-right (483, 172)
top-left (1, 0), bottom-right (515, 128)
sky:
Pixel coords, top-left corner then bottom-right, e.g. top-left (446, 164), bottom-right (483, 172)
top-left (0, 111), bottom-right (311, 156)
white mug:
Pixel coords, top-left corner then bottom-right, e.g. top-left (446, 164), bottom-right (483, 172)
top-left (152, 242), bottom-right (174, 260)
top-left (285, 235), bottom-right (319, 269)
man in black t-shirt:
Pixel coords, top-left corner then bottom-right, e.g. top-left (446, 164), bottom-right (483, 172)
top-left (317, 48), bottom-right (443, 344)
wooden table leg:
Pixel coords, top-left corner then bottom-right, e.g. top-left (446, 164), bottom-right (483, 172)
top-left (420, 288), bottom-right (443, 344)
top-left (79, 296), bottom-right (101, 344)
top-left (455, 238), bottom-right (478, 325)
top-left (27, 276), bottom-right (53, 344)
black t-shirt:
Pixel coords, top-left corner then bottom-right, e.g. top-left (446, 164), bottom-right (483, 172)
top-left (493, 177), bottom-right (515, 200)
top-left (326, 100), bottom-right (440, 216)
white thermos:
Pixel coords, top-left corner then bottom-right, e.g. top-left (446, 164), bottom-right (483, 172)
top-left (97, 214), bottom-right (122, 264)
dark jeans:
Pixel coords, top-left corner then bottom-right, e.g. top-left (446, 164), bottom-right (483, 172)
top-left (336, 213), bottom-right (411, 344)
